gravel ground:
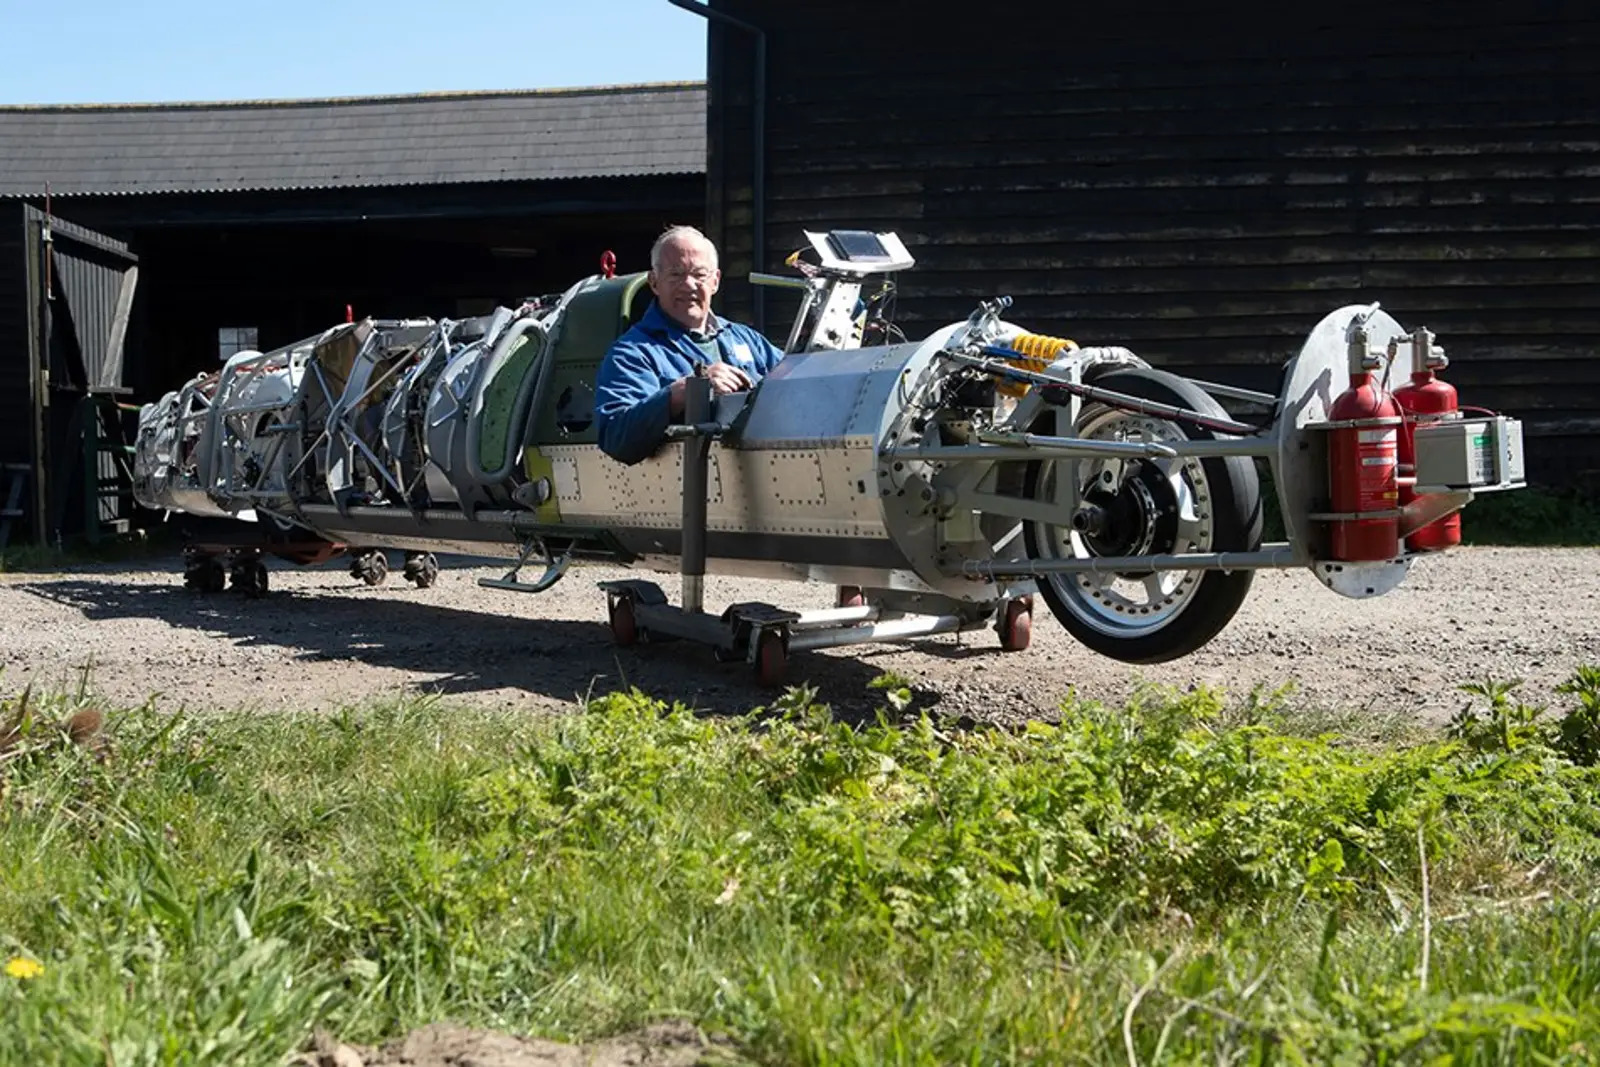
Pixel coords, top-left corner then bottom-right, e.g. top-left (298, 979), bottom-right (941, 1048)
top-left (1, 546), bottom-right (1596, 725)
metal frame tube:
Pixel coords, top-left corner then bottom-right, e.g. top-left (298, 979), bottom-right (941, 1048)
top-left (787, 613), bottom-right (973, 652)
top-left (886, 438), bottom-right (1277, 467)
top-left (956, 349), bottom-right (1265, 437)
top-left (961, 544), bottom-right (1300, 578)
top-left (1180, 378), bottom-right (1280, 405)
top-left (883, 441), bottom-right (1174, 463)
top-left (680, 376), bottom-right (713, 614)
top-left (667, 0), bottom-right (766, 332)
top-left (790, 604), bottom-right (880, 630)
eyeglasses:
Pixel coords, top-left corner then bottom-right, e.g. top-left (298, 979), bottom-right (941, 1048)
top-left (660, 267), bottom-right (716, 285)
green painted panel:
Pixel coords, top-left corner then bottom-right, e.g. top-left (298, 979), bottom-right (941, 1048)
top-left (476, 332), bottom-right (545, 473)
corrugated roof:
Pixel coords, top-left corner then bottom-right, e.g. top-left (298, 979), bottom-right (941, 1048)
top-left (0, 82), bottom-right (706, 197)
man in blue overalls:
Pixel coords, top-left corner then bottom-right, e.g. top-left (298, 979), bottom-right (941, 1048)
top-left (595, 225), bottom-right (784, 464)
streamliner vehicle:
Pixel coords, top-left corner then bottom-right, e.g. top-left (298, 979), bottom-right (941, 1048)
top-left (132, 230), bottom-right (1524, 683)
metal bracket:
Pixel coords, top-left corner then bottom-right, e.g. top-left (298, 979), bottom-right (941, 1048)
top-left (478, 537), bottom-right (571, 594)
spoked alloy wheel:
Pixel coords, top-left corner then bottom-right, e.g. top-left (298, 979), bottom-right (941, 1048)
top-left (1023, 369), bottom-right (1262, 663)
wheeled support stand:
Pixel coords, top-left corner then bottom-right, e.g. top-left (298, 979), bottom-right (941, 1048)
top-left (183, 544), bottom-right (270, 598)
top-left (596, 379), bottom-right (1032, 686)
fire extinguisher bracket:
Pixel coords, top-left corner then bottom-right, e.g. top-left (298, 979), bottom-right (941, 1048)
top-left (1305, 416), bottom-right (1405, 432)
top-left (1307, 508), bottom-right (1405, 522)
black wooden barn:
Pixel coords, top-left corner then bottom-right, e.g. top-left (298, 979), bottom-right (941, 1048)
top-left (3, 0), bottom-right (1597, 548)
top-left (0, 84), bottom-right (704, 545)
top-left (702, 0), bottom-right (1600, 489)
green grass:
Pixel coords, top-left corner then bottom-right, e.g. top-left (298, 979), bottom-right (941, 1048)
top-left (1460, 486), bottom-right (1600, 546)
top-left (0, 526), bottom-right (175, 574)
top-left (4, 672), bottom-right (1600, 1065)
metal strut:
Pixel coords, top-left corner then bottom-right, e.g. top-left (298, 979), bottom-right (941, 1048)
top-left (478, 536), bottom-right (571, 594)
top-left (678, 375), bottom-right (714, 614)
top-left (961, 347), bottom-right (1267, 436)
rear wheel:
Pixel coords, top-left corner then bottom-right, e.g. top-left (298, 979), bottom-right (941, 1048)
top-left (1023, 368), bottom-right (1262, 663)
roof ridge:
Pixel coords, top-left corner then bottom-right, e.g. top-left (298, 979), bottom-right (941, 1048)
top-left (0, 80), bottom-right (706, 113)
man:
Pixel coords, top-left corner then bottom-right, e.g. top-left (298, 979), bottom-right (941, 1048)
top-left (595, 225), bottom-right (785, 464)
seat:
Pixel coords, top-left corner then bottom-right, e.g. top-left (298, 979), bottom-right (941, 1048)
top-left (527, 271), bottom-right (651, 447)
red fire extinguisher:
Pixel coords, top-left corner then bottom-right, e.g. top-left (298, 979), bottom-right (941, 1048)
top-left (1392, 327), bottom-right (1461, 552)
top-left (1327, 319), bottom-right (1403, 561)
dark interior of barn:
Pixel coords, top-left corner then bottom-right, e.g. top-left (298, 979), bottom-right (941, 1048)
top-left (119, 209), bottom-right (681, 402)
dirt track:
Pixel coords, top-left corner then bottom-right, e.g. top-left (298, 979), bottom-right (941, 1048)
top-left (1, 546), bottom-right (1596, 724)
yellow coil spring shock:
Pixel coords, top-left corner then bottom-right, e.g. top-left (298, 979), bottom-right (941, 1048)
top-left (998, 333), bottom-right (1078, 396)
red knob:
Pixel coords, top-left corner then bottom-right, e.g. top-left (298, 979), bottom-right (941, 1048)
top-left (600, 250), bottom-right (616, 279)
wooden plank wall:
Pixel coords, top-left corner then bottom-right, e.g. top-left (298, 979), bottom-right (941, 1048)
top-left (0, 203), bottom-right (30, 464)
top-left (709, 0), bottom-right (1600, 485)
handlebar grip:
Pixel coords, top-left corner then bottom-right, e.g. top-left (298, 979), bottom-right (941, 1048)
top-left (664, 421), bottom-right (727, 441)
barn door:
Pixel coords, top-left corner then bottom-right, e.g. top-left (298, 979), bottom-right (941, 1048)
top-left (22, 206), bottom-right (140, 544)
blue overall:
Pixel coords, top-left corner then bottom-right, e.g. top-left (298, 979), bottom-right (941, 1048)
top-left (594, 301), bottom-right (784, 464)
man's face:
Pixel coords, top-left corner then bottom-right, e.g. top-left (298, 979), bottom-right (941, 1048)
top-left (649, 236), bottom-right (721, 332)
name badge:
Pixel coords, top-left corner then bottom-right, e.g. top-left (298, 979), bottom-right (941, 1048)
top-left (730, 342), bottom-right (754, 365)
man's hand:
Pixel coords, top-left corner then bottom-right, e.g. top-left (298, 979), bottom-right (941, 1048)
top-left (669, 363), bottom-right (754, 416)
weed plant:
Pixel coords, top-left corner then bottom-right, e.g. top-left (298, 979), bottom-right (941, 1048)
top-left (3, 671), bottom-right (1600, 1064)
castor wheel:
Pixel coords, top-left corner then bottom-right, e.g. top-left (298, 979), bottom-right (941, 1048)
top-left (608, 596), bottom-right (639, 647)
top-left (231, 560), bottom-right (269, 598)
top-left (754, 629), bottom-right (789, 688)
top-left (998, 595), bottom-right (1033, 652)
top-left (185, 557), bottom-right (226, 594)
top-left (403, 552), bottom-right (439, 588)
top-left (351, 550), bottom-right (389, 586)
top-left (836, 585), bottom-right (865, 609)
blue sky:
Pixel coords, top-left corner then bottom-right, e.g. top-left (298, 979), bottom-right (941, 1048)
top-left (0, 0), bottom-right (707, 105)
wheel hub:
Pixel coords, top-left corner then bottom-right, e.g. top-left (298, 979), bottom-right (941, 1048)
top-left (1077, 461), bottom-right (1180, 560)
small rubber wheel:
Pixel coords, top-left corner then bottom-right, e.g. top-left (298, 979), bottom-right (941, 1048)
top-left (836, 585), bottom-right (865, 608)
top-left (354, 552), bottom-right (388, 586)
top-left (754, 629), bottom-right (788, 687)
top-left (609, 596), bottom-right (639, 647)
top-left (238, 561), bottom-right (269, 599)
top-left (201, 560), bottom-right (226, 594)
top-left (999, 596), bottom-right (1033, 652)
top-left (183, 558), bottom-right (215, 592)
top-left (404, 552), bottom-right (439, 589)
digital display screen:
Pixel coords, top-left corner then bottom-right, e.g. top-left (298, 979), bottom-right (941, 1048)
top-left (826, 230), bottom-right (893, 262)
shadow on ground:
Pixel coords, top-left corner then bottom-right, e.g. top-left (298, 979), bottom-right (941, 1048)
top-left (14, 575), bottom-right (964, 719)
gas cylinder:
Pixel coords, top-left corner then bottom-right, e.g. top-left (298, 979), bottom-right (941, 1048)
top-left (1391, 327), bottom-right (1461, 552)
top-left (1327, 320), bottom-right (1402, 561)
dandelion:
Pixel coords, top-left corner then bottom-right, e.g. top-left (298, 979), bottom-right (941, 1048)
top-left (4, 956), bottom-right (43, 980)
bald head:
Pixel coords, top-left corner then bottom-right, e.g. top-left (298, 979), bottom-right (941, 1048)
top-left (648, 225), bottom-right (722, 332)
top-left (650, 225), bottom-right (718, 272)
